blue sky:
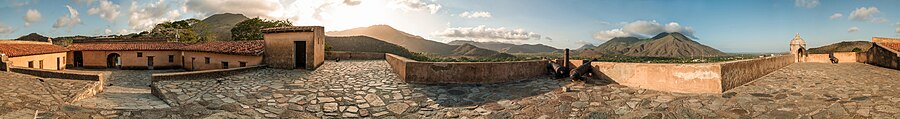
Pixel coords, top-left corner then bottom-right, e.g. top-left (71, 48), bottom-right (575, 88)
top-left (1, 0), bottom-right (898, 53)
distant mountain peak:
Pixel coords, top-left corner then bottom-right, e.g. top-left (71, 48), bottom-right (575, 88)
top-left (581, 31), bottom-right (725, 57)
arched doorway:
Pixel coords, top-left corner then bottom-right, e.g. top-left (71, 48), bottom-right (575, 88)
top-left (796, 48), bottom-right (806, 62)
top-left (107, 53), bottom-right (121, 69)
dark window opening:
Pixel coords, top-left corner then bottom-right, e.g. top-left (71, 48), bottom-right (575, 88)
top-left (222, 62), bottom-right (229, 69)
top-left (137, 52), bottom-right (143, 57)
top-left (168, 55), bottom-right (174, 63)
top-left (56, 57), bottom-right (60, 70)
top-left (39, 60), bottom-right (43, 69)
top-left (239, 62), bottom-right (247, 67)
top-left (205, 57), bottom-right (210, 64)
top-left (28, 61), bottom-right (33, 68)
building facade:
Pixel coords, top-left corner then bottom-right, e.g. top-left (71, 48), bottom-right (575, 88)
top-left (261, 26), bottom-right (325, 70)
top-left (0, 40), bottom-right (69, 70)
top-left (66, 40), bottom-right (265, 71)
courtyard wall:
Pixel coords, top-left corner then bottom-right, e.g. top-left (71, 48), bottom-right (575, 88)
top-left (590, 62), bottom-right (724, 93)
top-left (386, 53), bottom-right (548, 84)
top-left (806, 52), bottom-right (859, 63)
top-left (719, 55), bottom-right (795, 92)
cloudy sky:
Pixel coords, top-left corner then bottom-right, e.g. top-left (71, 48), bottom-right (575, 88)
top-left (1, 0), bottom-right (899, 53)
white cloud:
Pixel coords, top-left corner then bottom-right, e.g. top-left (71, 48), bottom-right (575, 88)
top-left (104, 28), bottom-right (113, 35)
top-left (433, 25), bottom-right (544, 42)
top-left (592, 20), bottom-right (697, 40)
top-left (0, 23), bottom-right (14, 34)
top-left (343, 0), bottom-right (361, 6)
top-left (129, 0), bottom-right (182, 31)
top-left (119, 29), bottom-right (130, 34)
top-left (592, 29), bottom-right (630, 40)
top-left (847, 27), bottom-right (859, 33)
top-left (795, 0), bottom-right (819, 8)
top-left (88, 0), bottom-right (121, 22)
top-left (896, 22), bottom-right (900, 27)
top-left (53, 5), bottom-right (82, 28)
top-left (184, 0), bottom-right (283, 19)
top-left (458, 11), bottom-right (491, 18)
top-left (24, 9), bottom-right (42, 27)
top-left (73, 0), bottom-right (97, 4)
top-left (849, 7), bottom-right (880, 22)
top-left (829, 13), bottom-right (842, 20)
top-left (391, 0), bottom-right (441, 14)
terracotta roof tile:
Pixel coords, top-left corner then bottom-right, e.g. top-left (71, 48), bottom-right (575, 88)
top-left (881, 43), bottom-right (900, 52)
top-left (261, 26), bottom-right (321, 33)
top-left (181, 40), bottom-right (265, 56)
top-left (0, 43), bottom-right (68, 57)
top-left (66, 42), bottom-right (188, 51)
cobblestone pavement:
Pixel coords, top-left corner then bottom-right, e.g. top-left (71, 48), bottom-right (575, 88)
top-left (71, 69), bottom-right (178, 110)
top-left (6, 61), bottom-right (900, 118)
top-left (0, 71), bottom-right (96, 119)
top-left (148, 61), bottom-right (900, 118)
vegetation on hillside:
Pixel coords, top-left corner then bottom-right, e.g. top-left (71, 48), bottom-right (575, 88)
top-left (231, 18), bottom-right (292, 40)
top-left (408, 53), bottom-right (765, 63)
top-left (150, 18), bottom-right (217, 43)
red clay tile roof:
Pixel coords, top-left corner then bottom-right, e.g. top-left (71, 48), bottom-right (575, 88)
top-left (0, 43), bottom-right (68, 57)
top-left (881, 43), bottom-right (900, 52)
top-left (261, 26), bottom-right (321, 33)
top-left (66, 42), bottom-right (188, 51)
top-left (181, 40), bottom-right (265, 56)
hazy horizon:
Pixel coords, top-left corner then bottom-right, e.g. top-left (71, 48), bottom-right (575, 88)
top-left (1, 0), bottom-right (899, 53)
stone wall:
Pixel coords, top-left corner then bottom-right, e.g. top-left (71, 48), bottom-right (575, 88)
top-left (385, 54), bottom-right (548, 84)
top-left (325, 51), bottom-right (385, 60)
top-left (719, 55), bottom-right (794, 92)
top-left (806, 52), bottom-right (859, 63)
top-left (867, 43), bottom-right (899, 69)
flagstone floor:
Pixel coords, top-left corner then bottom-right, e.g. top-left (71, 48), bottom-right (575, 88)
top-left (2, 61), bottom-right (899, 118)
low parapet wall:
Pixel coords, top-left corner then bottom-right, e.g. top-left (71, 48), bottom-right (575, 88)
top-left (386, 54), bottom-right (548, 84)
top-left (806, 52), bottom-right (859, 63)
top-left (326, 51), bottom-right (385, 60)
top-left (588, 55), bottom-right (794, 93)
top-left (150, 65), bottom-right (265, 82)
top-left (7, 66), bottom-right (106, 102)
top-left (719, 55), bottom-right (794, 92)
top-left (591, 62), bottom-right (723, 93)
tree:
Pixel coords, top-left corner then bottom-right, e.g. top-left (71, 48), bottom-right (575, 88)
top-left (231, 18), bottom-right (292, 41)
top-left (852, 48), bottom-right (862, 52)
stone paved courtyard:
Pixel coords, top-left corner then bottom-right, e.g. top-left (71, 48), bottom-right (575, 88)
top-left (0, 71), bottom-right (96, 118)
top-left (1, 60), bottom-right (899, 118)
top-left (71, 69), bottom-right (178, 110)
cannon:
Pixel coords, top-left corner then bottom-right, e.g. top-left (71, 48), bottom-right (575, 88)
top-left (828, 53), bottom-right (839, 64)
top-left (547, 61), bottom-right (569, 78)
top-left (570, 60), bottom-right (594, 81)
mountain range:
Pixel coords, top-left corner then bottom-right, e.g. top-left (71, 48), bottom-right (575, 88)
top-left (807, 41), bottom-right (872, 54)
top-left (193, 13), bottom-right (250, 41)
top-left (447, 40), bottom-right (560, 54)
top-left (326, 25), bottom-right (515, 58)
top-left (579, 32), bottom-right (727, 57)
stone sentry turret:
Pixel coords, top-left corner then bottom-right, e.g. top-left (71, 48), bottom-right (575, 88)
top-left (790, 33), bottom-right (807, 62)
